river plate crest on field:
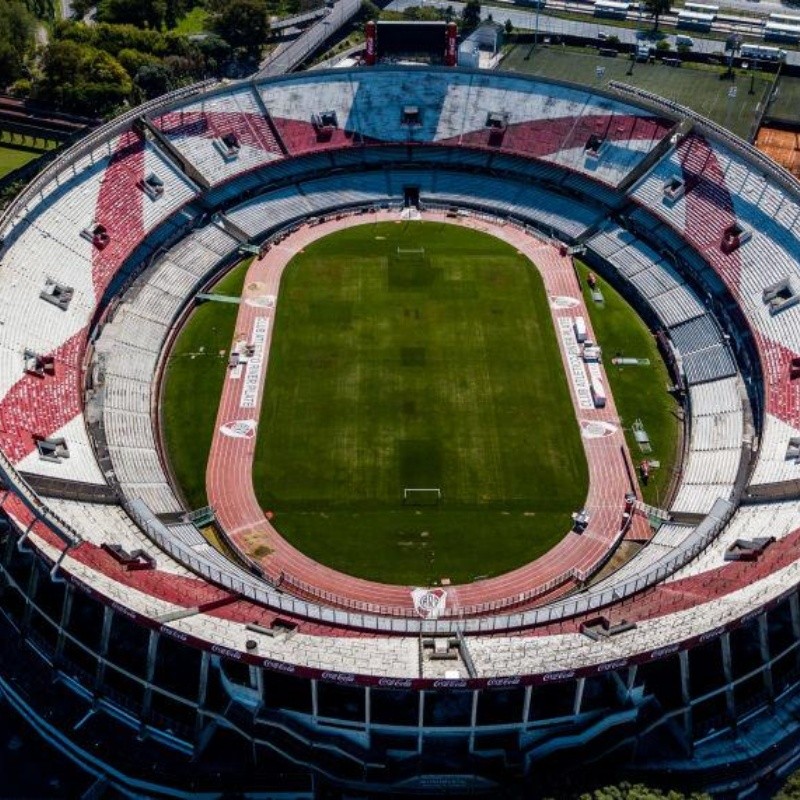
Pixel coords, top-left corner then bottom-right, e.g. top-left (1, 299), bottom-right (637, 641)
top-left (412, 588), bottom-right (448, 619)
top-left (549, 295), bottom-right (580, 310)
top-left (220, 419), bottom-right (258, 439)
top-left (580, 420), bottom-right (618, 439)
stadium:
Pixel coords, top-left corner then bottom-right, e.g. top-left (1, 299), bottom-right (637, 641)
top-left (0, 62), bottom-right (800, 798)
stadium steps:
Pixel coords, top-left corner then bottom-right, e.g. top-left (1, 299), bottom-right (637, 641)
top-left (19, 473), bottom-right (119, 505)
top-left (616, 117), bottom-right (693, 196)
top-left (250, 85), bottom-right (290, 156)
top-left (135, 115), bottom-right (210, 191)
top-left (211, 212), bottom-right (249, 244)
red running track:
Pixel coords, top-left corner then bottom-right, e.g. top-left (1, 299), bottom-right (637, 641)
top-left (205, 210), bottom-right (650, 617)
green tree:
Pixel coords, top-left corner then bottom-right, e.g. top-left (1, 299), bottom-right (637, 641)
top-left (505, 18), bottom-right (513, 35)
top-left (165, 0), bottom-right (191, 28)
top-left (70, 0), bottom-right (93, 18)
top-left (461, 0), bottom-right (481, 29)
top-left (360, 0), bottom-right (380, 20)
top-left (209, 0), bottom-right (270, 57)
top-left (135, 62), bottom-right (174, 99)
top-left (37, 39), bottom-right (132, 115)
top-left (776, 768), bottom-right (800, 800)
top-left (117, 47), bottom-right (162, 76)
top-left (23, 0), bottom-right (56, 19)
top-left (96, 0), bottom-right (168, 29)
top-left (558, 782), bottom-right (710, 800)
top-left (0, 2), bottom-right (36, 86)
top-left (642, 0), bottom-right (671, 30)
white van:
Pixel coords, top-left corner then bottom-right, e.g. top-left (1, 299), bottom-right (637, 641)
top-left (590, 377), bottom-right (607, 408)
top-left (574, 316), bottom-right (587, 343)
top-left (676, 34), bottom-right (694, 47)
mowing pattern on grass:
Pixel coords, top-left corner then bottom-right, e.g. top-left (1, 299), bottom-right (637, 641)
top-left (576, 261), bottom-right (681, 508)
top-left (251, 222), bottom-right (588, 585)
top-left (161, 260), bottom-right (251, 508)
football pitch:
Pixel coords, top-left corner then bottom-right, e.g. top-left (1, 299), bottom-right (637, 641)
top-left (251, 221), bottom-right (588, 584)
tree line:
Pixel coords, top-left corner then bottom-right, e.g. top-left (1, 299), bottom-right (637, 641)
top-left (0, 0), bottom-right (280, 118)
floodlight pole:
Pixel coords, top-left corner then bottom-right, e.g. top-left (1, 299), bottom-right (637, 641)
top-left (525, 2), bottom-right (541, 60)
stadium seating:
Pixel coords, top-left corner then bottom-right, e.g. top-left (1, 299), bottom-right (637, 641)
top-left (1, 65), bottom-right (799, 652)
top-left (152, 86), bottom-right (284, 186)
top-left (590, 522), bottom-right (696, 591)
top-left (667, 500), bottom-right (800, 580)
top-left (94, 224), bottom-right (239, 514)
top-left (670, 377), bottom-right (744, 516)
top-left (260, 74), bottom-right (359, 154)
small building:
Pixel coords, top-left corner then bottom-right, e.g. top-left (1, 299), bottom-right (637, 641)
top-left (458, 22), bottom-right (504, 69)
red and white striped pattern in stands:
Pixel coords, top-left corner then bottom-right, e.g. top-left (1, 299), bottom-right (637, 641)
top-left (631, 131), bottom-right (800, 488)
top-left (0, 129), bottom-right (196, 479)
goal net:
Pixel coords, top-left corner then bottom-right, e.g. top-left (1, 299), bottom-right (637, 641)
top-left (403, 487), bottom-right (442, 506)
top-left (395, 246), bottom-right (426, 258)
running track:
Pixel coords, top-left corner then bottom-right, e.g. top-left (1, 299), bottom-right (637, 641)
top-left (205, 210), bottom-right (650, 617)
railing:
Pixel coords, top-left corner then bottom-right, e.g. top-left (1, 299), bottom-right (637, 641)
top-left (121, 485), bottom-right (736, 635)
top-left (0, 453), bottom-right (81, 546)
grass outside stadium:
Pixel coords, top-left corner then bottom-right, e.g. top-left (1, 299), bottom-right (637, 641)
top-left (162, 221), bottom-right (679, 585)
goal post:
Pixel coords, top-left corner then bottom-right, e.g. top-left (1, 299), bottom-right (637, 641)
top-left (395, 246), bottom-right (426, 257)
top-left (403, 487), bottom-right (442, 506)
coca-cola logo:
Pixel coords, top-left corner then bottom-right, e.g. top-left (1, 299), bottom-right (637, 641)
top-left (596, 659), bottom-right (628, 673)
top-left (321, 672), bottom-right (356, 683)
top-left (542, 670), bottom-right (575, 682)
top-left (212, 644), bottom-right (242, 660)
top-left (160, 626), bottom-right (188, 642)
top-left (377, 678), bottom-right (413, 688)
top-left (486, 677), bottom-right (521, 687)
top-left (699, 627), bottom-right (725, 643)
top-left (262, 658), bottom-right (296, 674)
top-left (649, 644), bottom-right (679, 659)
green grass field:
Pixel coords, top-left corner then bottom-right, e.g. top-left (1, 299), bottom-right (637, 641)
top-left (161, 260), bottom-right (252, 507)
top-left (161, 223), bottom-right (682, 585)
top-left (0, 136), bottom-right (56, 180)
top-left (502, 44), bottom-right (771, 140)
top-left (576, 261), bottom-right (681, 508)
top-left (766, 74), bottom-right (800, 125)
top-left (170, 5), bottom-right (209, 34)
top-left (253, 222), bottom-right (588, 584)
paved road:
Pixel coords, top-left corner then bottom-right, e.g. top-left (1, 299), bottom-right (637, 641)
top-left (388, 0), bottom-right (800, 65)
top-left (257, 0), bottom-right (362, 76)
